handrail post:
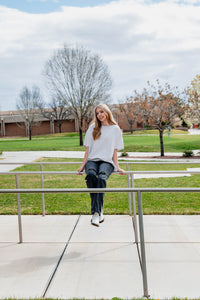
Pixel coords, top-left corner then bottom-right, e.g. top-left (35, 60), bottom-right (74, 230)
top-left (126, 163), bottom-right (132, 215)
top-left (15, 174), bottom-right (23, 243)
top-left (137, 191), bottom-right (149, 298)
top-left (131, 173), bottom-right (138, 243)
top-left (40, 164), bottom-right (45, 216)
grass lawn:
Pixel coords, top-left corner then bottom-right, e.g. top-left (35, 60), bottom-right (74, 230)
top-left (0, 158), bottom-right (199, 215)
top-left (123, 134), bottom-right (200, 152)
top-left (0, 130), bottom-right (199, 153)
top-left (123, 129), bottom-right (188, 135)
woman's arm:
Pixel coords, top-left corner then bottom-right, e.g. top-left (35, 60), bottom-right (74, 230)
top-left (77, 146), bottom-right (89, 175)
top-left (112, 149), bottom-right (125, 175)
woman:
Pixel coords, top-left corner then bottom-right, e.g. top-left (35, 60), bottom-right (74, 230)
top-left (77, 104), bottom-right (125, 227)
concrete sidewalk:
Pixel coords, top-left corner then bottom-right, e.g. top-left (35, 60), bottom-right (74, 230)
top-left (1, 215), bottom-right (200, 299)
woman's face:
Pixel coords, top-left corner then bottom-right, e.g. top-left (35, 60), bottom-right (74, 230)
top-left (96, 107), bottom-right (107, 124)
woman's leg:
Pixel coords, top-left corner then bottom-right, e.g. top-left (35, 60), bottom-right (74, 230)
top-left (85, 161), bottom-right (99, 214)
top-left (97, 162), bottom-right (114, 214)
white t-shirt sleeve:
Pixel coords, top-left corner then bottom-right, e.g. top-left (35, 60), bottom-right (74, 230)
top-left (114, 126), bottom-right (124, 150)
top-left (84, 124), bottom-right (93, 148)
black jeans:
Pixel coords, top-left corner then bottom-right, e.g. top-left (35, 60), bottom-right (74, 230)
top-left (85, 160), bottom-right (114, 215)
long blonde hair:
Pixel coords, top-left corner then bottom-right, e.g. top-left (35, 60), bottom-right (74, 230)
top-left (92, 104), bottom-right (117, 140)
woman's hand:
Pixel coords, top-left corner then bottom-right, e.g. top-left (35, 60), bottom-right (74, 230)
top-left (117, 167), bottom-right (125, 175)
top-left (77, 147), bottom-right (89, 175)
top-left (77, 165), bottom-right (85, 175)
top-left (112, 149), bottom-right (125, 175)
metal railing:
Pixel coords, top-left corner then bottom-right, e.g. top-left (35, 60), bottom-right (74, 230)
top-left (1, 161), bottom-right (200, 298)
top-left (1, 187), bottom-right (200, 298)
top-left (1, 168), bottom-right (200, 237)
top-left (0, 161), bottom-right (134, 216)
top-left (1, 160), bottom-right (200, 216)
top-left (1, 162), bottom-right (200, 244)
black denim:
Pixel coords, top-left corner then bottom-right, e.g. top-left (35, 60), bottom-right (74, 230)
top-left (85, 160), bottom-right (114, 215)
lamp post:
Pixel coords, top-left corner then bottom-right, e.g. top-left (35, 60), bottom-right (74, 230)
top-left (50, 114), bottom-right (55, 134)
top-left (25, 116), bottom-right (29, 137)
top-left (1, 118), bottom-right (5, 136)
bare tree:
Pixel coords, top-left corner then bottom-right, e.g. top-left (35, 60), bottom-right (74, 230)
top-left (136, 80), bottom-right (185, 156)
top-left (37, 97), bottom-right (72, 133)
top-left (16, 86), bottom-right (43, 140)
top-left (83, 104), bottom-right (95, 129)
top-left (44, 45), bottom-right (112, 145)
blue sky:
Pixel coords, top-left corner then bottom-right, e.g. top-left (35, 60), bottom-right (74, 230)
top-left (0, 0), bottom-right (200, 111)
top-left (0, 0), bottom-right (120, 13)
top-left (1, 0), bottom-right (194, 14)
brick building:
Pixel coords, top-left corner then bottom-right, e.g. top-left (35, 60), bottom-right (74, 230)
top-left (0, 110), bottom-right (76, 137)
top-left (0, 106), bottom-right (143, 138)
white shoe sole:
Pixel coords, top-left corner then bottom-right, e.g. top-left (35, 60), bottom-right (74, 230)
top-left (91, 221), bottom-right (99, 227)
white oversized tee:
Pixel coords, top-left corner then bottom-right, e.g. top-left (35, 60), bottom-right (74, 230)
top-left (84, 123), bottom-right (124, 170)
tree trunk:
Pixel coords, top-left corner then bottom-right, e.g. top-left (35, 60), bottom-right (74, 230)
top-left (79, 119), bottom-right (83, 146)
top-left (59, 123), bottom-right (62, 133)
top-left (159, 129), bottom-right (164, 156)
top-left (29, 128), bottom-right (32, 141)
top-left (79, 127), bottom-right (83, 146)
top-left (130, 122), bottom-right (133, 134)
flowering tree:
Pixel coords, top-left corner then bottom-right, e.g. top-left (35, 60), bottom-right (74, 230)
top-left (119, 96), bottom-right (143, 133)
top-left (136, 80), bottom-right (185, 156)
top-left (185, 75), bottom-right (200, 127)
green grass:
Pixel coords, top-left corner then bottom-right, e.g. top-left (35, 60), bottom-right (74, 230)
top-left (123, 134), bottom-right (200, 152)
top-left (123, 129), bottom-right (188, 135)
top-left (0, 158), bottom-right (199, 215)
top-left (0, 134), bottom-right (83, 151)
top-left (0, 130), bottom-right (199, 152)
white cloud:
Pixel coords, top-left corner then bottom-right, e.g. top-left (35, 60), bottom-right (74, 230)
top-left (1, 0), bottom-right (200, 111)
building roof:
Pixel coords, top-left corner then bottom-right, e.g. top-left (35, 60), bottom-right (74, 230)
top-left (0, 108), bottom-right (73, 123)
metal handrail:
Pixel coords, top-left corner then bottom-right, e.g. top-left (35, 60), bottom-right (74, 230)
top-left (0, 170), bottom-right (200, 175)
top-left (1, 161), bottom-right (200, 165)
top-left (1, 161), bottom-right (200, 297)
top-left (1, 159), bottom-right (199, 217)
top-left (1, 187), bottom-right (200, 193)
top-left (1, 169), bottom-right (199, 219)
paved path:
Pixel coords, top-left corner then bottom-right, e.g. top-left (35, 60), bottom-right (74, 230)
top-left (188, 128), bottom-right (200, 134)
top-left (1, 215), bottom-right (200, 299)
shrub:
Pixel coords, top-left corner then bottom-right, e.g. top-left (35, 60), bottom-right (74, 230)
top-left (183, 150), bottom-right (194, 157)
top-left (144, 125), bottom-right (152, 129)
top-left (121, 151), bottom-right (129, 157)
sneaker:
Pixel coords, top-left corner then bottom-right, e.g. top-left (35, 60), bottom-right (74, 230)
top-left (91, 213), bottom-right (99, 227)
top-left (99, 212), bottom-right (104, 223)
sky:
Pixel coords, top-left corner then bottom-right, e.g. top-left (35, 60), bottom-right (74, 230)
top-left (1, 0), bottom-right (200, 111)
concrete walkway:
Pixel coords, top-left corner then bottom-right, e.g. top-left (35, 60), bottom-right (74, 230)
top-left (1, 215), bottom-right (200, 299)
